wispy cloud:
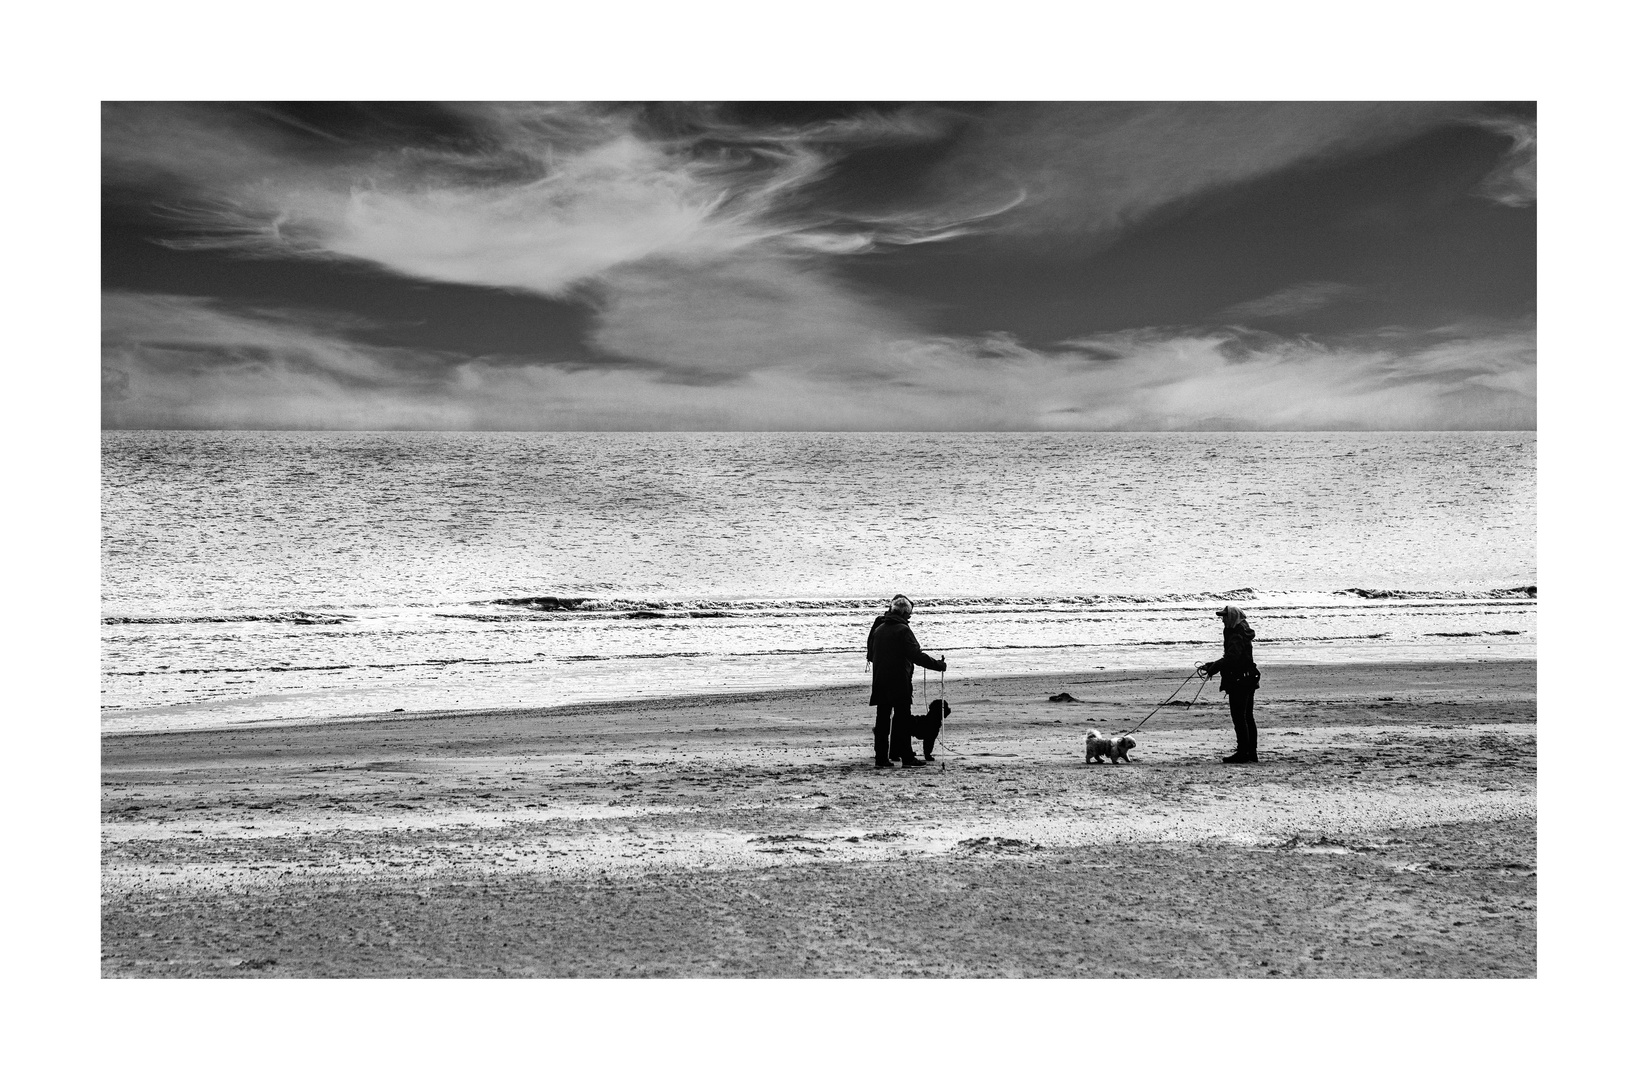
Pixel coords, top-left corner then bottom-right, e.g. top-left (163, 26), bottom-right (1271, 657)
top-left (104, 292), bottom-right (1534, 431)
top-left (1220, 281), bottom-right (1368, 321)
top-left (1471, 116), bottom-right (1536, 207)
top-left (1052, 323), bottom-right (1536, 430)
top-left (103, 103), bottom-right (1016, 394)
top-left (920, 102), bottom-right (1475, 241)
top-left (102, 104), bottom-right (1535, 432)
top-left (102, 292), bottom-right (477, 428)
top-left (103, 103), bottom-right (990, 291)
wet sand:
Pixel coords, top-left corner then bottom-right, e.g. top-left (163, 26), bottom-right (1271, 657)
top-left (101, 660), bottom-right (1535, 977)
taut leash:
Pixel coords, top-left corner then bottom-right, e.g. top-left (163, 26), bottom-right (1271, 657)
top-left (1120, 670), bottom-right (1211, 738)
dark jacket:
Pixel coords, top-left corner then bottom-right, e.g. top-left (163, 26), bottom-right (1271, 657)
top-left (1203, 624), bottom-right (1260, 693)
top-left (867, 612), bottom-right (945, 705)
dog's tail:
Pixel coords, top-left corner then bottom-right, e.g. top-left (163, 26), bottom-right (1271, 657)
top-left (1085, 728), bottom-right (1101, 741)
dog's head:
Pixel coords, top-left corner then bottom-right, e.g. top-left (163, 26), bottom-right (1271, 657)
top-left (928, 698), bottom-right (951, 719)
top-left (1116, 736), bottom-right (1137, 753)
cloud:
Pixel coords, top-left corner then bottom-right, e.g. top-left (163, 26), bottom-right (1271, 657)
top-left (1051, 323), bottom-right (1535, 430)
top-left (102, 104), bottom-right (1535, 432)
top-left (684, 104), bottom-right (963, 148)
top-left (103, 292), bottom-right (1534, 431)
top-left (101, 365), bottom-right (131, 403)
top-left (920, 102), bottom-right (1473, 241)
top-left (103, 103), bottom-right (989, 291)
top-left (103, 103), bottom-right (1017, 397)
top-left (1219, 281), bottom-right (1368, 321)
top-left (103, 293), bottom-right (481, 428)
top-left (589, 256), bottom-right (918, 379)
top-left (1471, 116), bottom-right (1536, 207)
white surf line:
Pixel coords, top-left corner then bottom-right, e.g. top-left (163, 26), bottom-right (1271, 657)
top-left (102, 784), bottom-right (1533, 895)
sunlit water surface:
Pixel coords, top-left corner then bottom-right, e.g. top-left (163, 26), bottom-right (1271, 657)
top-left (102, 431), bottom-right (1535, 732)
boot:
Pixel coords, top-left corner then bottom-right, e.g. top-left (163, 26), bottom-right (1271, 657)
top-left (900, 754), bottom-right (927, 768)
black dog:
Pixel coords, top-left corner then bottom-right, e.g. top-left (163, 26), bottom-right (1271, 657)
top-left (911, 699), bottom-right (951, 762)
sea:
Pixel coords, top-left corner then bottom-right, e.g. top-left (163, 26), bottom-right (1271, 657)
top-left (101, 431), bottom-right (1536, 733)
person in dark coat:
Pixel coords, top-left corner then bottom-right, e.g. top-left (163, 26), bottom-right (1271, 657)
top-left (1197, 605), bottom-right (1261, 763)
top-left (867, 594), bottom-right (946, 768)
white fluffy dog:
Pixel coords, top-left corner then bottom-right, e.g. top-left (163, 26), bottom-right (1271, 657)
top-left (1084, 729), bottom-right (1136, 764)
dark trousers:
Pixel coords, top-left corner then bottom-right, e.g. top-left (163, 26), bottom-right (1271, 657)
top-left (1228, 687), bottom-right (1258, 754)
top-left (875, 702), bottom-right (913, 762)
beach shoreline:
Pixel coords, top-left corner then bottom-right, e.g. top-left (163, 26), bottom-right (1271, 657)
top-left (102, 659), bottom-right (1536, 977)
top-left (102, 651), bottom-right (1534, 738)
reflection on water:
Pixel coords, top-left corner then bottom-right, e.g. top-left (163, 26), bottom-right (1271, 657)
top-left (102, 431), bottom-right (1535, 731)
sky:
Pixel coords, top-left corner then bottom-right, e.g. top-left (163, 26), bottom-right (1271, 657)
top-left (101, 101), bottom-right (1535, 430)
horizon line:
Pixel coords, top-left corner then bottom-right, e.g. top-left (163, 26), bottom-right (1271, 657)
top-left (100, 426), bottom-right (1539, 434)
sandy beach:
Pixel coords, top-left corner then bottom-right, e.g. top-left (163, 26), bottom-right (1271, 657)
top-left (101, 659), bottom-right (1535, 978)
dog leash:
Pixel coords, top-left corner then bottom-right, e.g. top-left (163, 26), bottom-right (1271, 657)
top-left (1119, 670), bottom-right (1211, 738)
top-left (930, 665), bottom-right (967, 767)
top-left (919, 663), bottom-right (947, 706)
top-left (917, 659), bottom-right (966, 769)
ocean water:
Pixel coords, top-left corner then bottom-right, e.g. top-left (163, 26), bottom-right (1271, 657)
top-left (102, 431), bottom-right (1536, 732)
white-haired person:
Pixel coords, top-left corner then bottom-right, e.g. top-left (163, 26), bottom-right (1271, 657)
top-left (866, 594), bottom-right (946, 768)
top-left (1197, 605), bottom-right (1262, 763)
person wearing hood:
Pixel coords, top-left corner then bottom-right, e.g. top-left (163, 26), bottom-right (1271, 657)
top-left (867, 594), bottom-right (946, 768)
top-left (1197, 605), bottom-right (1262, 764)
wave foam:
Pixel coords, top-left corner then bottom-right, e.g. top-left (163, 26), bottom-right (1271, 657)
top-left (103, 611), bottom-right (354, 626)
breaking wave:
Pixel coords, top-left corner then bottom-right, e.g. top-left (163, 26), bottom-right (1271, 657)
top-left (102, 610), bottom-right (354, 626)
top-left (1336, 586), bottom-right (1536, 600)
top-left (481, 586), bottom-right (1537, 618)
top-left (102, 586), bottom-right (1535, 628)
